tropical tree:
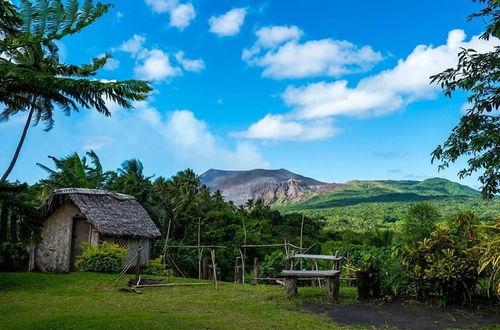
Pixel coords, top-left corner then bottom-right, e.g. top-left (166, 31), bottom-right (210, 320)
top-left (0, 182), bottom-right (43, 270)
top-left (109, 159), bottom-right (153, 205)
top-left (36, 150), bottom-right (112, 192)
top-left (430, 0), bottom-right (499, 199)
top-left (401, 202), bottom-right (441, 244)
top-left (0, 0), bottom-right (152, 182)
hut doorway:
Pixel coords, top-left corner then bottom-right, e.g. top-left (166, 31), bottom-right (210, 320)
top-left (70, 217), bottom-right (91, 271)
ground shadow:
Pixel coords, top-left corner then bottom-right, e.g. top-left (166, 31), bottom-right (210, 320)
top-left (302, 300), bottom-right (500, 330)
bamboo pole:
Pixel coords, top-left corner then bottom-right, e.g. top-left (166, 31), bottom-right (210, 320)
top-left (242, 217), bottom-right (247, 284)
top-left (210, 249), bottom-right (218, 289)
top-left (198, 218), bottom-right (201, 280)
top-left (300, 214), bottom-right (304, 269)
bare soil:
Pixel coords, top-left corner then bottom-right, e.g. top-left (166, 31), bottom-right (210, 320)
top-left (302, 300), bottom-right (500, 329)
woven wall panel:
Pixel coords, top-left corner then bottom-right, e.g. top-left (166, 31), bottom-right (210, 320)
top-left (36, 204), bottom-right (78, 272)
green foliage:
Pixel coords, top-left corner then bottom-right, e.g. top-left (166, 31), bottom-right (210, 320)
top-left (477, 219), bottom-right (500, 296)
top-left (402, 212), bottom-right (482, 305)
top-left (0, 182), bottom-right (43, 270)
top-left (430, 0), bottom-right (499, 199)
top-left (260, 250), bottom-right (287, 277)
top-left (144, 257), bottom-right (173, 278)
top-left (36, 151), bottom-right (113, 193)
top-left (278, 179), bottom-right (499, 233)
top-left (76, 242), bottom-right (127, 273)
top-left (401, 202), bottom-right (441, 244)
top-left (0, 0), bottom-right (152, 182)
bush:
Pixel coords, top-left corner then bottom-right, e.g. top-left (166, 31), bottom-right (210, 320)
top-left (144, 256), bottom-right (174, 278)
top-left (402, 212), bottom-right (481, 305)
top-left (0, 242), bottom-right (29, 271)
top-left (260, 250), bottom-right (287, 277)
top-left (76, 242), bottom-right (127, 273)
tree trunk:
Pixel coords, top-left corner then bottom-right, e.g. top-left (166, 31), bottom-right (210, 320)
top-left (284, 277), bottom-right (297, 298)
top-left (1, 107), bottom-right (35, 182)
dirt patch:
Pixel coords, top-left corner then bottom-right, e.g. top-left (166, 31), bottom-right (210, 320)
top-left (302, 300), bottom-right (500, 329)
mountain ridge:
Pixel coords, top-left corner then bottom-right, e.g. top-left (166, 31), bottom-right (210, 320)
top-left (199, 168), bottom-right (481, 206)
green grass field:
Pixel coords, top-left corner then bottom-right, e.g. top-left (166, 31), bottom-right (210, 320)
top-left (0, 272), bottom-right (359, 329)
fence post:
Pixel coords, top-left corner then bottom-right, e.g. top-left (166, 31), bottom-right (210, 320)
top-left (252, 257), bottom-right (260, 285)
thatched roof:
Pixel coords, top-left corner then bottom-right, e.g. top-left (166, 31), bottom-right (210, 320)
top-left (42, 188), bottom-right (160, 239)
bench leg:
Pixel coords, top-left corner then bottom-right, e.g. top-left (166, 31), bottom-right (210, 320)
top-left (284, 277), bottom-right (297, 298)
top-left (326, 276), bottom-right (339, 300)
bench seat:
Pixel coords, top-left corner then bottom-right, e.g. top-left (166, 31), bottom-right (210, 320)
top-left (281, 270), bottom-right (340, 278)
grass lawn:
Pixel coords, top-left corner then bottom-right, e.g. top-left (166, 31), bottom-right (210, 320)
top-left (0, 272), bottom-right (359, 329)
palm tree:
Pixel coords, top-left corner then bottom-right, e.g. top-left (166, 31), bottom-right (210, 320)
top-left (111, 159), bottom-right (153, 204)
top-left (0, 1), bottom-right (152, 182)
top-left (36, 150), bottom-right (112, 192)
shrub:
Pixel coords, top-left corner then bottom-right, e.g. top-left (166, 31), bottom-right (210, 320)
top-left (477, 219), bottom-right (500, 297)
top-left (76, 242), bottom-right (127, 273)
top-left (260, 250), bottom-right (287, 277)
top-left (144, 256), bottom-right (174, 278)
top-left (355, 254), bottom-right (381, 299)
top-left (402, 212), bottom-right (481, 305)
top-left (401, 202), bottom-right (440, 244)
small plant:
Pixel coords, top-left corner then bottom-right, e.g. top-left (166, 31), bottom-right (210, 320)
top-left (144, 256), bottom-right (174, 279)
top-left (355, 254), bottom-right (381, 299)
top-left (76, 242), bottom-right (127, 273)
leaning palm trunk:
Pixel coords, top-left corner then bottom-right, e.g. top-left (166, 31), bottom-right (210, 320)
top-left (1, 106), bottom-right (34, 182)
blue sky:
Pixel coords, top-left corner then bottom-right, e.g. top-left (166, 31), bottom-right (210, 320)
top-left (1, 0), bottom-right (499, 188)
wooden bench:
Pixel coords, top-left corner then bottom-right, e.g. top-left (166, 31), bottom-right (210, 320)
top-left (280, 253), bottom-right (344, 299)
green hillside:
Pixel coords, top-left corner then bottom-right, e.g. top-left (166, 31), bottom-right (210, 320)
top-left (275, 178), bottom-right (498, 231)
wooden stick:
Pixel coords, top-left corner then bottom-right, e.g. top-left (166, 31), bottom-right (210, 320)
top-left (167, 245), bottom-right (226, 249)
top-left (210, 249), bottom-right (218, 289)
top-left (198, 218), bottom-right (201, 280)
top-left (238, 248), bottom-right (245, 284)
top-left (300, 214), bottom-right (304, 269)
top-left (114, 253), bottom-right (138, 287)
top-left (242, 217), bottom-right (247, 285)
top-left (133, 283), bottom-right (212, 288)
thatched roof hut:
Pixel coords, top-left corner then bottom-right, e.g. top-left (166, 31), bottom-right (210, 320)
top-left (36, 188), bottom-right (160, 272)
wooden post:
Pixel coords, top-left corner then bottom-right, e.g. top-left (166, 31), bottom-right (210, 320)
top-left (242, 218), bottom-right (247, 284)
top-left (284, 277), bottom-right (298, 298)
top-left (198, 218), bottom-right (201, 279)
top-left (284, 258), bottom-right (291, 270)
top-left (202, 257), bottom-right (210, 280)
top-left (252, 257), bottom-right (260, 285)
top-left (334, 251), bottom-right (339, 271)
top-left (211, 249), bottom-right (218, 289)
top-left (311, 259), bottom-right (318, 287)
top-left (234, 257), bottom-right (243, 283)
top-left (239, 248), bottom-right (245, 284)
top-left (299, 214), bottom-right (304, 269)
top-left (326, 275), bottom-right (340, 300)
top-left (135, 247), bottom-right (142, 284)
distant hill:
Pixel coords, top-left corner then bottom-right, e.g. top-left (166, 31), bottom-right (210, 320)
top-left (200, 168), bottom-right (329, 206)
top-left (200, 169), bottom-right (498, 226)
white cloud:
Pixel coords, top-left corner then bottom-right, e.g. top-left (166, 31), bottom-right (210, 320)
top-left (104, 57), bottom-right (120, 71)
top-left (83, 136), bottom-right (114, 151)
top-left (144, 0), bottom-right (196, 30)
top-left (119, 34), bottom-right (146, 56)
top-left (135, 49), bottom-right (181, 81)
top-left (144, 0), bottom-right (178, 13)
top-left (239, 29), bottom-right (500, 141)
top-left (233, 114), bottom-right (338, 141)
top-left (169, 3), bottom-right (196, 30)
top-left (243, 25), bottom-right (383, 79)
top-left (118, 35), bottom-right (204, 82)
top-left (174, 51), bottom-right (205, 72)
top-left (209, 8), bottom-right (247, 37)
top-left (286, 30), bottom-right (499, 120)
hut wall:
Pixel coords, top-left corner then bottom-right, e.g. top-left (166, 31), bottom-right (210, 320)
top-left (36, 204), bottom-right (80, 272)
top-left (102, 236), bottom-right (151, 266)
